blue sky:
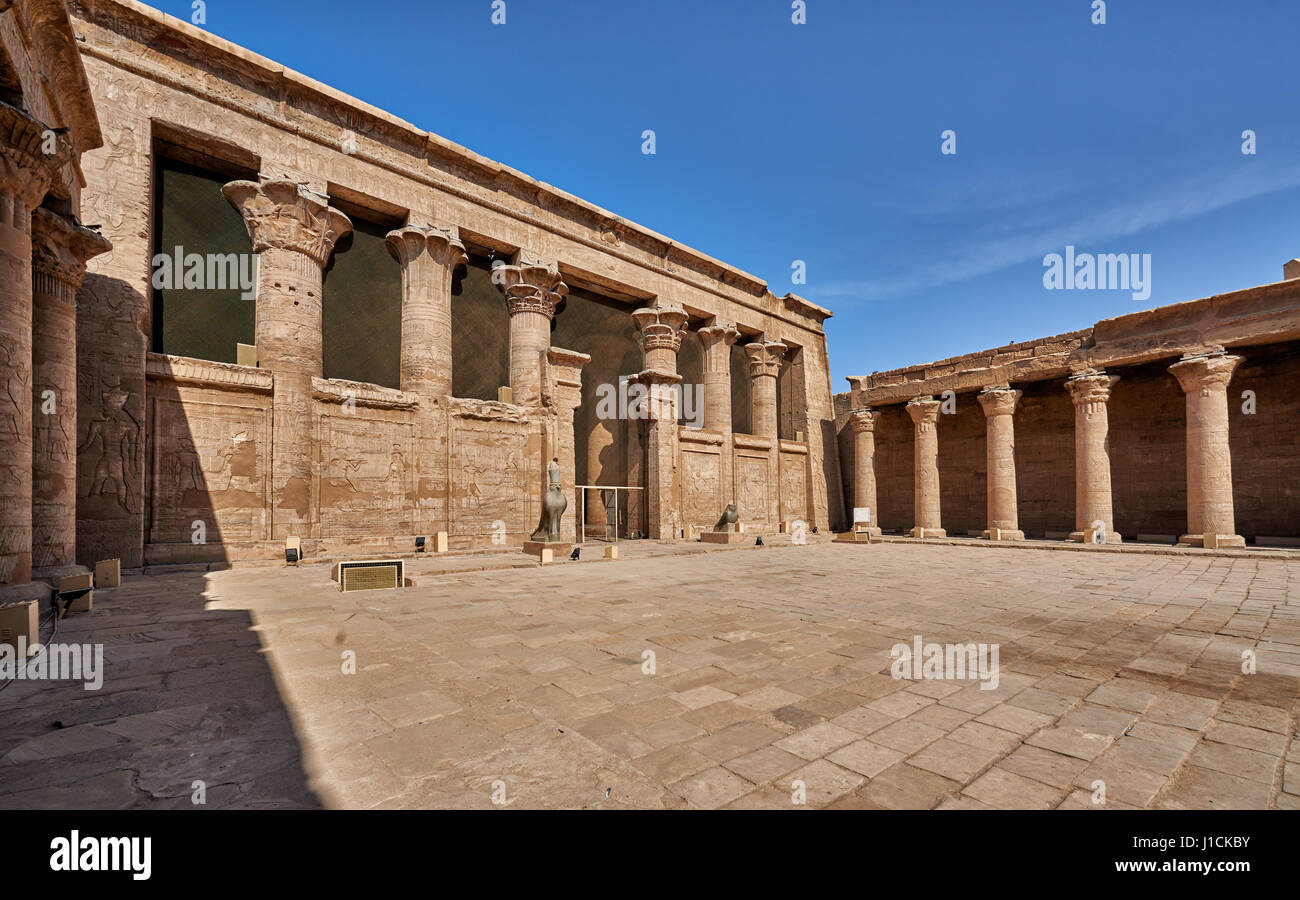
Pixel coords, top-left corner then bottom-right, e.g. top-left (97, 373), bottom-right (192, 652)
top-left (166, 0), bottom-right (1300, 390)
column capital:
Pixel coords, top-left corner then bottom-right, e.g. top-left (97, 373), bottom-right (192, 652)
top-left (385, 222), bottom-right (467, 269)
top-left (633, 305), bottom-right (689, 355)
top-left (848, 407), bottom-right (880, 434)
top-left (1169, 353), bottom-right (1242, 394)
top-left (221, 177), bottom-right (352, 267)
top-left (0, 104), bottom-right (71, 209)
top-left (744, 340), bottom-right (787, 378)
top-left (31, 208), bottom-right (112, 290)
top-left (494, 261), bottom-right (568, 319)
top-left (977, 386), bottom-right (1021, 417)
top-left (1065, 372), bottom-right (1119, 406)
top-left (905, 396), bottom-right (941, 425)
top-left (698, 321), bottom-right (741, 349)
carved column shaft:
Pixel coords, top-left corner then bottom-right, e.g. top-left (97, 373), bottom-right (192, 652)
top-left (978, 387), bottom-right (1023, 540)
top-left (1065, 373), bottom-right (1121, 543)
top-left (848, 408), bottom-right (882, 535)
top-left (386, 223), bottom-right (465, 398)
top-left (547, 348), bottom-right (590, 544)
top-left (31, 209), bottom-right (110, 572)
top-left (906, 397), bottom-right (945, 537)
top-left (744, 340), bottom-right (787, 439)
top-left (224, 178), bottom-right (352, 542)
top-left (627, 368), bottom-right (683, 540)
top-left (1169, 353), bottom-right (1244, 547)
top-left (0, 105), bottom-right (67, 588)
top-left (699, 322), bottom-right (739, 434)
top-left (631, 307), bottom-right (689, 539)
top-left (496, 261), bottom-right (566, 407)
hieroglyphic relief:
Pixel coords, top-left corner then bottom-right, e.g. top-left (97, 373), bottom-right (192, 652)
top-left (78, 381), bottom-right (142, 516)
top-left (317, 415), bottom-right (415, 537)
top-left (682, 449), bottom-right (721, 526)
top-left (736, 453), bottom-right (769, 525)
top-left (148, 398), bottom-right (268, 542)
top-left (780, 452), bottom-right (808, 521)
top-left (450, 418), bottom-right (528, 537)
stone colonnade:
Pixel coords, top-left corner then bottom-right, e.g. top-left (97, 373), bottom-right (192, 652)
top-left (849, 349), bottom-right (1248, 546)
top-left (218, 175), bottom-right (802, 547)
top-left (0, 103), bottom-right (112, 598)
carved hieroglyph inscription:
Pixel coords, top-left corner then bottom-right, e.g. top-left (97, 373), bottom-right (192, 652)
top-left (450, 418), bottom-right (528, 537)
top-left (682, 448), bottom-right (720, 526)
top-left (318, 415), bottom-right (415, 538)
top-left (736, 453), bottom-right (769, 525)
top-left (149, 398), bottom-right (268, 542)
top-left (780, 452), bottom-right (807, 522)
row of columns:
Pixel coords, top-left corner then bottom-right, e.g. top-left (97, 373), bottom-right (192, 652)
top-left (221, 175), bottom-right (807, 545)
top-left (850, 351), bottom-right (1246, 547)
top-left (0, 103), bottom-right (112, 596)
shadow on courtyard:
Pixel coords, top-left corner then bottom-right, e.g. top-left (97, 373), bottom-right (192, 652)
top-left (0, 567), bottom-right (321, 809)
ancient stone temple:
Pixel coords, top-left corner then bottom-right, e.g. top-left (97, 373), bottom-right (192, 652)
top-left (0, 0), bottom-right (843, 589)
top-left (838, 282), bottom-right (1300, 548)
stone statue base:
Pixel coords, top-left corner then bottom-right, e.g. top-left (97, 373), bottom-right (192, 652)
top-left (834, 528), bottom-right (880, 542)
top-left (524, 540), bottom-right (571, 559)
top-left (700, 531), bottom-right (746, 544)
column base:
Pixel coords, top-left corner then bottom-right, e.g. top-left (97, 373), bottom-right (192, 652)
top-left (1179, 533), bottom-right (1246, 549)
top-left (1069, 531), bottom-right (1122, 544)
top-left (982, 528), bottom-right (1025, 541)
top-left (910, 527), bottom-right (946, 539)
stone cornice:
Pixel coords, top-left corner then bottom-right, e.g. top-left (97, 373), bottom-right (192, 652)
top-left (678, 428), bottom-right (725, 446)
top-left (145, 352), bottom-right (273, 393)
top-left (733, 434), bottom-right (774, 451)
top-left (69, 0), bottom-right (837, 338)
top-left (10, 0), bottom-right (102, 157)
top-left (847, 277), bottom-right (1300, 409)
top-left (222, 178), bottom-right (352, 266)
top-left (311, 376), bottom-right (419, 410)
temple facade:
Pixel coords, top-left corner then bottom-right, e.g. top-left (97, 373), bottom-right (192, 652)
top-left (838, 282), bottom-right (1300, 548)
top-left (0, 0), bottom-right (843, 589)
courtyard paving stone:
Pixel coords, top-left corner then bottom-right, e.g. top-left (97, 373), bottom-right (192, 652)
top-left (1, 542), bottom-right (1296, 809)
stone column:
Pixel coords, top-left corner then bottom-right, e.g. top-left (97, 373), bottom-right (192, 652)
top-left (698, 322), bottom-right (740, 433)
top-left (0, 105), bottom-right (67, 595)
top-left (1065, 372), bottom-right (1121, 543)
top-left (744, 340), bottom-right (787, 439)
top-left (632, 305), bottom-right (689, 539)
top-left (699, 322), bottom-right (741, 518)
top-left (847, 408), bottom-right (882, 536)
top-left (30, 209), bottom-right (110, 574)
top-left (906, 396), bottom-right (945, 538)
top-left (494, 257), bottom-right (567, 407)
top-left (1169, 352), bottom-right (1245, 548)
top-left (547, 348), bottom-right (590, 544)
top-left (223, 178), bottom-right (352, 543)
top-left (385, 222), bottom-right (465, 398)
top-left (978, 386), bottom-right (1024, 541)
